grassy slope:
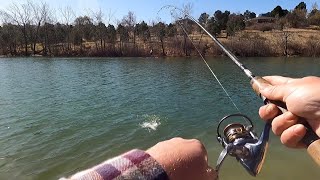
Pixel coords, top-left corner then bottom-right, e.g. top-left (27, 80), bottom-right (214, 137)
top-left (30, 28), bottom-right (320, 57)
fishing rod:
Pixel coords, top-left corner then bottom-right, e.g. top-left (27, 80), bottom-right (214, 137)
top-left (160, 5), bottom-right (320, 177)
top-left (186, 14), bottom-right (320, 167)
top-left (175, 15), bottom-right (271, 176)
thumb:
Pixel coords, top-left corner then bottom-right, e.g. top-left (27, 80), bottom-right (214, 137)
top-left (259, 84), bottom-right (290, 102)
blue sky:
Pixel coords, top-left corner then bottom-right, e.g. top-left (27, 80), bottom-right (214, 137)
top-left (0, 0), bottom-right (319, 24)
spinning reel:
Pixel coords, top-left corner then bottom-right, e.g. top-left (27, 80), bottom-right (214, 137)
top-left (216, 114), bottom-right (271, 176)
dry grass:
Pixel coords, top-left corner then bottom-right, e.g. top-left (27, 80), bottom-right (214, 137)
top-left (196, 28), bottom-right (320, 56)
top-left (12, 28), bottom-right (320, 57)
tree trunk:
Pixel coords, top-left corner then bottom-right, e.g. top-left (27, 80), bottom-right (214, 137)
top-left (32, 22), bottom-right (41, 55)
top-left (160, 38), bottom-right (165, 56)
top-left (22, 26), bottom-right (29, 56)
top-left (184, 34), bottom-right (187, 56)
top-left (100, 38), bottom-right (103, 50)
top-left (95, 42), bottom-right (98, 51)
top-left (67, 26), bottom-right (71, 53)
top-left (284, 32), bottom-right (289, 57)
top-left (119, 40), bottom-right (122, 55)
top-left (43, 26), bottom-right (49, 56)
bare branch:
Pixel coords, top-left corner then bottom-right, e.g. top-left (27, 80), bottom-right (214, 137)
top-left (60, 6), bottom-right (75, 25)
top-left (121, 11), bottom-right (136, 27)
top-left (90, 8), bottom-right (104, 25)
top-left (105, 9), bottom-right (116, 25)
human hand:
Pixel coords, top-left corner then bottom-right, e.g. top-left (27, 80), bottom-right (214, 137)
top-left (146, 137), bottom-right (217, 180)
top-left (258, 76), bottom-right (320, 148)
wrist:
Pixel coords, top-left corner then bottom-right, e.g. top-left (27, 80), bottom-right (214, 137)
top-left (146, 138), bottom-right (218, 180)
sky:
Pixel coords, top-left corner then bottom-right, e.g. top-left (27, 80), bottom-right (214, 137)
top-left (0, 0), bottom-right (319, 24)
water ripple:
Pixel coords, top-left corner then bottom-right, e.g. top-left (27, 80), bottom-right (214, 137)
top-left (0, 57), bottom-right (319, 179)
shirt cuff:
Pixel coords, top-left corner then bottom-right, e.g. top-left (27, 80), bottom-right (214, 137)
top-left (60, 149), bottom-right (169, 180)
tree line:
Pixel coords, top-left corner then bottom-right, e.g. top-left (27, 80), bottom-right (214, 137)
top-left (0, 1), bottom-right (319, 57)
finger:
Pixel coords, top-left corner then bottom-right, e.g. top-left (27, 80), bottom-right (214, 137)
top-left (263, 76), bottom-right (294, 85)
top-left (271, 111), bottom-right (299, 136)
top-left (259, 104), bottom-right (279, 121)
top-left (280, 124), bottom-right (306, 148)
top-left (259, 84), bottom-right (292, 102)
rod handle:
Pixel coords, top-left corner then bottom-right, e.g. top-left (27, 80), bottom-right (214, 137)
top-left (307, 139), bottom-right (320, 165)
top-left (250, 76), bottom-right (320, 166)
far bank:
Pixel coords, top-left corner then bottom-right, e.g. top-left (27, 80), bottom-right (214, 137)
top-left (1, 28), bottom-right (320, 58)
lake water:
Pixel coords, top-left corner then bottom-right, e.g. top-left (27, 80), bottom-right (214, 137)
top-left (0, 57), bottom-right (319, 180)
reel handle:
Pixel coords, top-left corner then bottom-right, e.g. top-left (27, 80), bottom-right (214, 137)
top-left (251, 76), bottom-right (320, 166)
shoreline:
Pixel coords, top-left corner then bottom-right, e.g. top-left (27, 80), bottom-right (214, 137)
top-left (0, 54), bottom-right (318, 59)
top-left (1, 27), bottom-right (320, 58)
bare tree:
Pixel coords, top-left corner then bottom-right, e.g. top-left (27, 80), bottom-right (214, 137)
top-left (181, 3), bottom-right (194, 56)
top-left (1, 2), bottom-right (32, 56)
top-left (73, 15), bottom-right (94, 52)
top-left (154, 21), bottom-right (166, 56)
top-left (91, 8), bottom-right (105, 50)
top-left (282, 31), bottom-right (291, 56)
top-left (275, 30), bottom-right (292, 56)
top-left (60, 6), bottom-right (75, 52)
top-left (105, 9), bottom-right (116, 25)
top-left (121, 11), bottom-right (137, 45)
top-left (40, 3), bottom-right (54, 55)
top-left (29, 1), bottom-right (51, 55)
top-left (104, 9), bottom-right (116, 50)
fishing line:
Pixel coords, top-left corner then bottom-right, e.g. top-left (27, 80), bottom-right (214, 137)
top-left (170, 9), bottom-right (241, 113)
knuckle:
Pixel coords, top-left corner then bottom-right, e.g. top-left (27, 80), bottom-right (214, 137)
top-left (280, 138), bottom-right (292, 147)
top-left (190, 139), bottom-right (206, 151)
top-left (172, 137), bottom-right (183, 141)
top-left (271, 119), bottom-right (284, 136)
top-left (280, 126), bottom-right (304, 148)
top-left (190, 138), bottom-right (202, 145)
top-left (271, 112), bottom-right (298, 136)
top-left (266, 86), bottom-right (276, 95)
top-left (280, 135), bottom-right (297, 148)
top-left (272, 125), bottom-right (282, 136)
top-left (284, 111), bottom-right (297, 121)
top-left (259, 104), bottom-right (277, 120)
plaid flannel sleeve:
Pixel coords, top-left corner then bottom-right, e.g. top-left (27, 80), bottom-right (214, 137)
top-left (60, 149), bottom-right (169, 180)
